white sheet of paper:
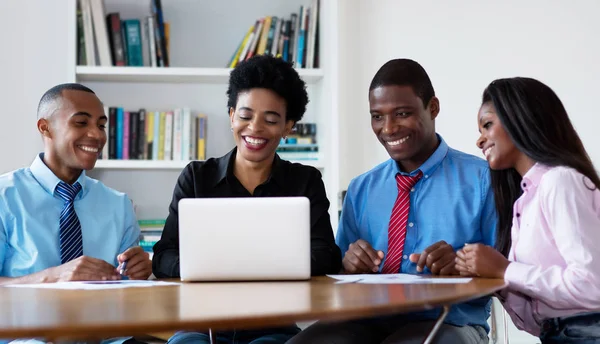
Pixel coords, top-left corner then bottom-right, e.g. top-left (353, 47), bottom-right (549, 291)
top-left (327, 274), bottom-right (472, 284)
top-left (4, 280), bottom-right (180, 290)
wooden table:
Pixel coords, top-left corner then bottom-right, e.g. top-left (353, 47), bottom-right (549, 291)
top-left (0, 277), bottom-right (506, 343)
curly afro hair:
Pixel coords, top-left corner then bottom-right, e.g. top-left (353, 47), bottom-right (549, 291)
top-left (227, 55), bottom-right (309, 123)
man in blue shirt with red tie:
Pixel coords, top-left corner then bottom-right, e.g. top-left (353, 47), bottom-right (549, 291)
top-left (288, 60), bottom-right (497, 343)
top-left (0, 83), bottom-right (151, 343)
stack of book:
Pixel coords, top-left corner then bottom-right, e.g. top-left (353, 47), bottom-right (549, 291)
top-left (228, 0), bottom-right (320, 68)
top-left (101, 107), bottom-right (207, 161)
top-left (77, 0), bottom-right (170, 67)
top-left (277, 122), bottom-right (319, 160)
top-left (138, 219), bottom-right (165, 259)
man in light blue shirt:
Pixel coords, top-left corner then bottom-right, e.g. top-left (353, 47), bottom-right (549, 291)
top-left (0, 83), bottom-right (151, 343)
top-left (289, 60), bottom-right (497, 343)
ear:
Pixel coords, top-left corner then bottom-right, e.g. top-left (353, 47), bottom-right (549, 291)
top-left (428, 96), bottom-right (440, 120)
top-left (229, 107), bottom-right (235, 128)
top-left (283, 120), bottom-right (295, 138)
top-left (37, 118), bottom-right (52, 139)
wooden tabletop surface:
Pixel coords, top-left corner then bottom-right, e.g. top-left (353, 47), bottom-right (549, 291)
top-left (0, 276), bottom-right (506, 340)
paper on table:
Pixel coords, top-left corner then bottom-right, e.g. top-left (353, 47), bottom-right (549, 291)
top-left (4, 280), bottom-right (180, 290)
top-left (327, 274), bottom-right (472, 284)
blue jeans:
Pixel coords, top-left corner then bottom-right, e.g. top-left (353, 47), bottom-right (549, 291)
top-left (167, 327), bottom-right (300, 344)
top-left (540, 312), bottom-right (600, 343)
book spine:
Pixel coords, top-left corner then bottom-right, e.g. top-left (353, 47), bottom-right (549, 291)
top-left (129, 111), bottom-right (138, 159)
top-left (123, 111), bottom-right (130, 160)
top-left (164, 111), bottom-right (173, 160)
top-left (116, 107), bottom-right (123, 159)
top-left (124, 19), bottom-right (143, 66)
top-left (108, 107), bottom-right (117, 159)
top-left (102, 106), bottom-right (109, 159)
top-left (138, 109), bottom-right (147, 159)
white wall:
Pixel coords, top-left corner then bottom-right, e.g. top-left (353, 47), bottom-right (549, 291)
top-left (0, 1), bottom-right (74, 174)
top-left (338, 0), bottom-right (600, 193)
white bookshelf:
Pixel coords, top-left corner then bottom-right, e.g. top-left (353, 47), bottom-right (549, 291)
top-left (67, 0), bottom-right (341, 229)
top-left (76, 66), bottom-right (325, 84)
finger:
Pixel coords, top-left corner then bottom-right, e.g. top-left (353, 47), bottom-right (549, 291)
top-left (124, 260), bottom-right (151, 279)
top-left (459, 270), bottom-right (475, 277)
top-left (343, 252), bottom-right (371, 274)
top-left (439, 259), bottom-right (459, 276)
top-left (353, 249), bottom-right (379, 273)
top-left (79, 257), bottom-right (118, 275)
top-left (121, 252), bottom-right (149, 276)
top-left (409, 253), bottom-right (420, 263)
top-left (416, 241), bottom-right (445, 272)
top-left (462, 243), bottom-right (482, 253)
top-left (355, 240), bottom-right (383, 266)
top-left (455, 263), bottom-right (469, 273)
top-left (416, 250), bottom-right (431, 272)
top-left (430, 252), bottom-right (456, 275)
top-left (425, 246), bottom-right (454, 269)
top-left (77, 265), bottom-right (120, 279)
top-left (118, 247), bottom-right (143, 263)
top-left (456, 249), bottom-right (467, 260)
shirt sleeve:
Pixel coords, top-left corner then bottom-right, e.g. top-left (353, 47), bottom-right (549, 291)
top-left (0, 219), bottom-right (6, 273)
top-left (306, 168), bottom-right (342, 275)
top-left (497, 289), bottom-right (540, 336)
top-left (118, 197), bottom-right (141, 258)
top-left (152, 163), bottom-right (195, 278)
top-left (335, 180), bottom-right (360, 258)
top-left (504, 168), bottom-right (600, 309)
top-left (480, 168), bottom-right (498, 247)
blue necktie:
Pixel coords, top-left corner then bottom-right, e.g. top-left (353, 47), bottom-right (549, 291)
top-left (56, 181), bottom-right (83, 264)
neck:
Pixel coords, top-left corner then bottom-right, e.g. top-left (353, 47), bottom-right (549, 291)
top-left (43, 150), bottom-right (81, 184)
top-left (514, 154), bottom-right (537, 177)
top-left (233, 153), bottom-right (274, 195)
top-left (397, 134), bottom-right (440, 172)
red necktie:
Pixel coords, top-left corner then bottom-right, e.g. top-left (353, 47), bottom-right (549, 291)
top-left (381, 171), bottom-right (423, 274)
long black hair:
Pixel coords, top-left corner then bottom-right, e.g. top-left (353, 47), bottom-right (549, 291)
top-left (483, 77), bottom-right (600, 256)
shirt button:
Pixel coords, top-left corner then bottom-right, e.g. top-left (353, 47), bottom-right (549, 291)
top-left (403, 255), bottom-right (408, 260)
top-left (424, 175), bottom-right (429, 178)
top-left (409, 222), bottom-right (414, 227)
top-left (516, 213), bottom-right (521, 217)
top-left (411, 187), bottom-right (415, 192)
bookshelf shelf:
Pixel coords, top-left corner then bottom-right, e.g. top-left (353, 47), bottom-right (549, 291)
top-left (76, 66), bottom-right (325, 84)
top-left (94, 158), bottom-right (326, 170)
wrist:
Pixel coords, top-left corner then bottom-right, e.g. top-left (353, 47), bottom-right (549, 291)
top-left (498, 260), bottom-right (510, 279)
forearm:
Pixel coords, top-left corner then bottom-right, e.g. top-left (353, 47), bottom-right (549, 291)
top-left (310, 242), bottom-right (342, 276)
top-left (0, 269), bottom-right (53, 285)
top-left (152, 248), bottom-right (180, 278)
top-left (505, 262), bottom-right (600, 309)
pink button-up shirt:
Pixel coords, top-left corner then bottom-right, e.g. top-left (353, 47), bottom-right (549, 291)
top-left (499, 164), bottom-right (600, 336)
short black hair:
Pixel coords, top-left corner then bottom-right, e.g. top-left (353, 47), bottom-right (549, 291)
top-left (369, 59), bottom-right (435, 107)
top-left (226, 55), bottom-right (309, 123)
top-left (37, 83), bottom-right (95, 118)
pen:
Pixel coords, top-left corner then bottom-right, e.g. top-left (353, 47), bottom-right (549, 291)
top-left (119, 261), bottom-right (128, 275)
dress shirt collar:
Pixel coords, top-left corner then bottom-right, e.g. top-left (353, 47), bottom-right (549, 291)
top-left (29, 153), bottom-right (88, 197)
top-left (520, 163), bottom-right (550, 192)
top-left (213, 147), bottom-right (286, 188)
top-left (395, 133), bottom-right (449, 177)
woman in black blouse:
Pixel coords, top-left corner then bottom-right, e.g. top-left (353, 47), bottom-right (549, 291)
top-left (153, 55), bottom-right (342, 344)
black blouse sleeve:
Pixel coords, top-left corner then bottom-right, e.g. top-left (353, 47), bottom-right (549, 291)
top-left (306, 168), bottom-right (342, 275)
top-left (152, 163), bottom-right (196, 278)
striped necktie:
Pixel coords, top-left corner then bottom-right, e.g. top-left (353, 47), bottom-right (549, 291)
top-left (381, 171), bottom-right (423, 274)
top-left (56, 181), bottom-right (83, 264)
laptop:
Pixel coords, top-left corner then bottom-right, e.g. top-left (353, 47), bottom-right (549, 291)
top-left (178, 197), bottom-right (311, 282)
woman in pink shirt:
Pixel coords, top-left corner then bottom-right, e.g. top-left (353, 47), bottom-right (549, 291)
top-left (456, 77), bottom-right (600, 343)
